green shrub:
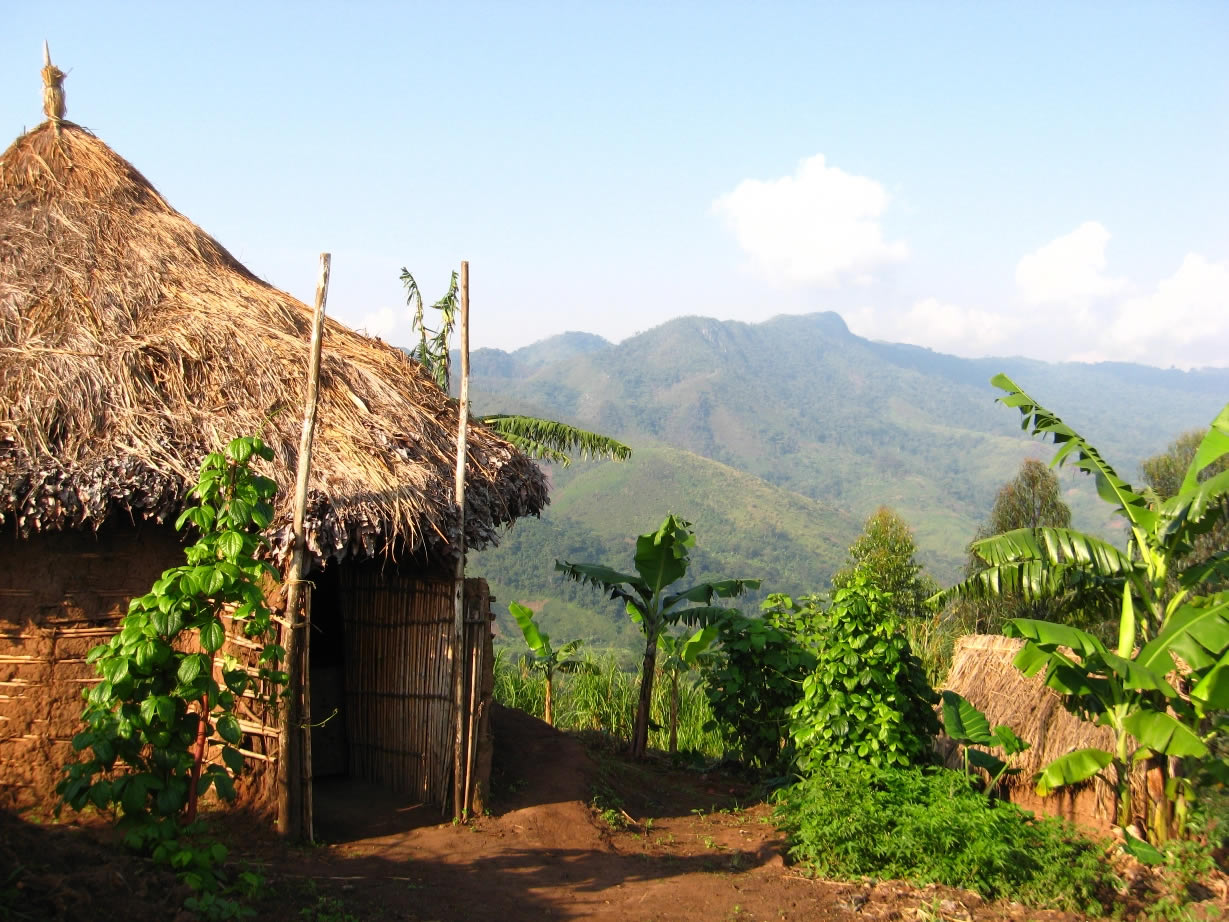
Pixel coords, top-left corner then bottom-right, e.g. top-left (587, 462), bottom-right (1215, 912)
top-left (788, 575), bottom-right (939, 773)
top-left (700, 600), bottom-right (815, 773)
top-left (774, 763), bottom-right (1113, 914)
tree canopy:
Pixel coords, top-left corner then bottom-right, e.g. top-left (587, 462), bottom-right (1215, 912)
top-left (832, 507), bottom-right (937, 619)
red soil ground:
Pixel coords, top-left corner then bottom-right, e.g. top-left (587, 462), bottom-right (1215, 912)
top-left (3, 704), bottom-right (1224, 921)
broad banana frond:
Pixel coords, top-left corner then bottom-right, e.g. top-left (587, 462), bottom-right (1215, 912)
top-left (481, 414), bottom-right (631, 466)
top-left (971, 527), bottom-right (1134, 573)
top-left (929, 558), bottom-right (1123, 610)
top-left (992, 374), bottom-right (1156, 531)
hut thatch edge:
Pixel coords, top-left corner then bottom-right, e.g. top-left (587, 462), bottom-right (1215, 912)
top-left (941, 634), bottom-right (1149, 831)
top-left (0, 121), bottom-right (548, 566)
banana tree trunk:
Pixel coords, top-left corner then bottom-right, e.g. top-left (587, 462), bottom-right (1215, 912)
top-left (631, 631), bottom-right (660, 759)
top-left (544, 675), bottom-right (554, 727)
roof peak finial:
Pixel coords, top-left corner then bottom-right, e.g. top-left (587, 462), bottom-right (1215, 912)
top-left (41, 41), bottom-right (67, 123)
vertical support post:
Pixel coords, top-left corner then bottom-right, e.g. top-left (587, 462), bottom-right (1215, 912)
top-left (277, 252), bottom-right (330, 841)
top-left (451, 261), bottom-right (471, 819)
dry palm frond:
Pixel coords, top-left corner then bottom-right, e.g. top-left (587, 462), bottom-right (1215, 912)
top-left (0, 121), bottom-right (548, 566)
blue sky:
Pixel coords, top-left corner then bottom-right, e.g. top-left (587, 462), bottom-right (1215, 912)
top-left (5, 2), bottom-right (1227, 368)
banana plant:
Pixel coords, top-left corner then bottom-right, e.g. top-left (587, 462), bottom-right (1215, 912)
top-left (508, 602), bottom-right (592, 726)
top-left (940, 691), bottom-right (1030, 795)
top-left (555, 514), bottom-right (759, 758)
top-left (657, 625), bottom-right (718, 755)
top-left (932, 376), bottom-right (1229, 843)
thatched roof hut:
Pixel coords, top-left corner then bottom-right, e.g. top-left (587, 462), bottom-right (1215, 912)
top-left (0, 107), bottom-right (547, 823)
top-left (941, 634), bottom-right (1147, 833)
top-left (0, 119), bottom-right (548, 564)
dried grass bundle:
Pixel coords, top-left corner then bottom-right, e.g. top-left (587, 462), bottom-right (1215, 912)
top-left (941, 634), bottom-right (1147, 827)
top-left (0, 121), bottom-right (548, 566)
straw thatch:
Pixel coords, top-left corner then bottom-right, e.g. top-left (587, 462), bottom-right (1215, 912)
top-left (0, 120), bottom-right (548, 565)
top-left (941, 633), bottom-right (1147, 830)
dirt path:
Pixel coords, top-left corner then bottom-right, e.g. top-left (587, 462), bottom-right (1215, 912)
top-left (265, 706), bottom-right (1086, 922)
top-left (7, 706), bottom-right (1212, 921)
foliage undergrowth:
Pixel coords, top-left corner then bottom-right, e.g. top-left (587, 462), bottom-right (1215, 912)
top-left (57, 437), bottom-right (285, 920)
top-left (774, 763), bottom-right (1114, 914)
top-left (787, 575), bottom-right (939, 773)
top-left (493, 650), bottom-right (723, 758)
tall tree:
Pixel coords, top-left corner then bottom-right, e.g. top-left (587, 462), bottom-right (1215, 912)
top-left (402, 269), bottom-right (631, 465)
top-left (958, 459), bottom-right (1075, 633)
top-left (831, 507), bottom-right (937, 619)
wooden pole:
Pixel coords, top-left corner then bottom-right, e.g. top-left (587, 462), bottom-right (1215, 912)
top-left (451, 261), bottom-right (470, 819)
top-left (277, 252), bottom-right (330, 841)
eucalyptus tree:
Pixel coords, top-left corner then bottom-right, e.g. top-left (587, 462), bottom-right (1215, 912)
top-left (401, 269), bottom-right (631, 465)
top-left (932, 375), bottom-right (1229, 843)
top-left (831, 507), bottom-right (937, 619)
top-left (555, 514), bottom-right (758, 759)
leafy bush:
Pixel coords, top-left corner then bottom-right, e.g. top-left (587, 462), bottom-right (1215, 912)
top-left (774, 763), bottom-right (1113, 913)
top-left (700, 600), bottom-right (815, 773)
top-left (57, 437), bottom-right (284, 918)
top-left (787, 575), bottom-right (939, 773)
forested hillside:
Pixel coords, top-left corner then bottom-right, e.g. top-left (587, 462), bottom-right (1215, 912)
top-left (464, 312), bottom-right (1229, 654)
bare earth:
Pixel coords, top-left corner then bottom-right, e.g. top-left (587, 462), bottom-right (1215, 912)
top-left (4, 705), bottom-right (1223, 921)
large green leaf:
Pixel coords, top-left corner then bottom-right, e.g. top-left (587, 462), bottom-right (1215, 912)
top-left (1158, 468), bottom-right (1229, 549)
top-left (1122, 710), bottom-right (1209, 758)
top-left (1100, 651), bottom-right (1177, 697)
top-left (1005, 618), bottom-right (1107, 659)
top-left (967, 748), bottom-right (1009, 778)
top-left (991, 374), bottom-right (1156, 531)
top-left (667, 578), bottom-right (761, 607)
top-left (1138, 595), bottom-right (1229, 674)
top-left (509, 601), bottom-right (549, 656)
top-left (1179, 551), bottom-right (1229, 590)
top-left (972, 527), bottom-right (1133, 574)
top-left (1191, 658), bottom-right (1229, 711)
top-left (1181, 403), bottom-right (1229, 492)
top-left (1034, 747), bottom-right (1113, 795)
top-left (480, 414), bottom-right (632, 466)
top-left (940, 690), bottom-right (992, 745)
top-left (931, 558), bottom-right (1122, 609)
top-left (634, 514), bottom-right (695, 596)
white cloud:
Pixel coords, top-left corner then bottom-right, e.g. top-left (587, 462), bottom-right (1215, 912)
top-left (1015, 222), bottom-right (1128, 304)
top-left (712, 154), bottom-right (907, 285)
top-left (356, 306), bottom-right (404, 342)
top-left (846, 298), bottom-right (1024, 358)
top-left (846, 249), bottom-right (1229, 370)
top-left (1098, 254), bottom-right (1229, 369)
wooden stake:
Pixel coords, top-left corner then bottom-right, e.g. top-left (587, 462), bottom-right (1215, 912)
top-left (277, 252), bottom-right (330, 841)
top-left (451, 262), bottom-right (470, 819)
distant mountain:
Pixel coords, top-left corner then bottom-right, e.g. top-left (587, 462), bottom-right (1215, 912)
top-left (463, 312), bottom-right (1228, 653)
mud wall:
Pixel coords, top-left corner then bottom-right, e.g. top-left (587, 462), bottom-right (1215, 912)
top-left (0, 523), bottom-right (185, 813)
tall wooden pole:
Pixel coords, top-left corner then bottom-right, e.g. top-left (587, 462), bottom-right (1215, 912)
top-left (451, 261), bottom-right (470, 819)
top-left (277, 253), bottom-right (330, 841)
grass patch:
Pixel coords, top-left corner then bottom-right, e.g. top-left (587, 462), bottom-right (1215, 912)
top-left (773, 762), bottom-right (1114, 914)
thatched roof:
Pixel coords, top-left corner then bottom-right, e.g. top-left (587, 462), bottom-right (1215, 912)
top-left (941, 634), bottom-right (1147, 827)
top-left (942, 634), bottom-right (1115, 783)
top-left (0, 120), bottom-right (548, 566)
